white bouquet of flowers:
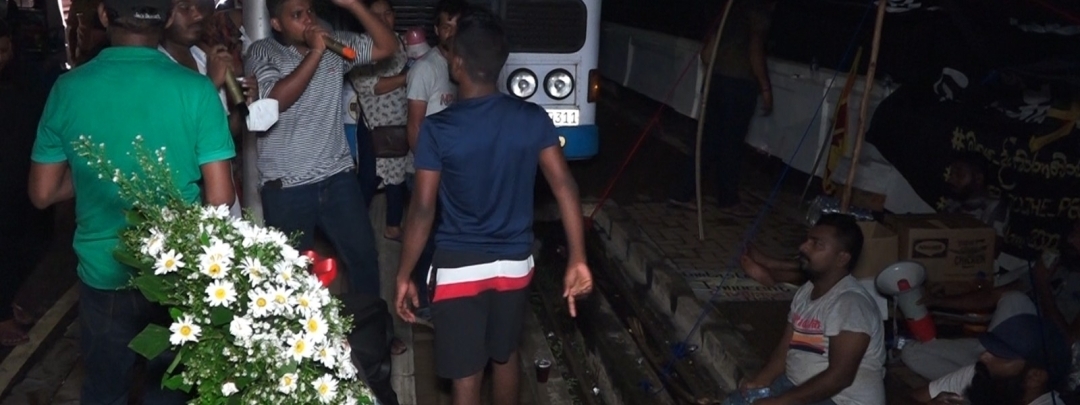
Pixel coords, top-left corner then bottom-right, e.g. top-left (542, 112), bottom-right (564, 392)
top-left (74, 136), bottom-right (375, 404)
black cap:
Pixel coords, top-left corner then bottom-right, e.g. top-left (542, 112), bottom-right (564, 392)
top-left (103, 0), bottom-right (172, 22)
top-left (980, 314), bottom-right (1070, 387)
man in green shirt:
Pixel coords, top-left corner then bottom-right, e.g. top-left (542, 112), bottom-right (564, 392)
top-left (27, 0), bottom-right (235, 399)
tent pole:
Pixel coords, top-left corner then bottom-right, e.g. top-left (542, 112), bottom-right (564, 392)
top-left (841, 0), bottom-right (886, 213)
top-left (241, 0), bottom-right (271, 224)
top-left (694, 0), bottom-right (734, 241)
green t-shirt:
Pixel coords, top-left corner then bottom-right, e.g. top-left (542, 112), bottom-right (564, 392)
top-left (31, 46), bottom-right (236, 290)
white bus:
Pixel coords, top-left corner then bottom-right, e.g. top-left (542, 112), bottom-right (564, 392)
top-left (394, 0), bottom-right (601, 160)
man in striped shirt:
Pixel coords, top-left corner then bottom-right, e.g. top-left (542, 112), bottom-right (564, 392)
top-left (244, 0), bottom-right (397, 296)
top-left (394, 8), bottom-right (593, 405)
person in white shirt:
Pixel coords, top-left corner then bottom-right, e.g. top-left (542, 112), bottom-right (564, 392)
top-left (921, 314), bottom-right (1069, 405)
top-left (404, 0), bottom-right (463, 148)
top-left (725, 214), bottom-right (885, 405)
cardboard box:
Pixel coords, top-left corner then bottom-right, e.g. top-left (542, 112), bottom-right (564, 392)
top-left (852, 221), bottom-right (898, 280)
top-left (891, 214), bottom-right (996, 285)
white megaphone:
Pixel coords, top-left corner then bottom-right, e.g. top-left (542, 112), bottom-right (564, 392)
top-left (876, 261), bottom-right (937, 342)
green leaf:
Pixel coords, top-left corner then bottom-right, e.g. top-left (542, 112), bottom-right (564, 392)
top-left (278, 361), bottom-right (298, 376)
top-left (129, 324), bottom-right (171, 359)
top-left (162, 373), bottom-right (192, 393)
top-left (124, 209), bottom-right (146, 226)
top-left (133, 274), bottom-right (170, 303)
top-left (113, 249), bottom-right (149, 272)
top-left (169, 307), bottom-right (182, 321)
top-left (226, 396), bottom-right (241, 405)
top-left (209, 306), bottom-right (234, 326)
top-left (166, 345), bottom-right (187, 375)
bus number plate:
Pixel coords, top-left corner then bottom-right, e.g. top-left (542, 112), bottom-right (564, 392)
top-left (547, 109), bottom-right (579, 127)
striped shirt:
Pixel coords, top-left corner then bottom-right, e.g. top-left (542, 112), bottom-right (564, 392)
top-left (245, 32), bottom-right (374, 187)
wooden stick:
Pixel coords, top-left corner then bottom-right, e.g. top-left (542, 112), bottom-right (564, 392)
top-left (695, 0), bottom-right (735, 241)
top-left (841, 0), bottom-right (887, 213)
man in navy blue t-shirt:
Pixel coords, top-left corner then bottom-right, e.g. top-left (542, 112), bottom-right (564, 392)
top-left (393, 7), bottom-right (593, 404)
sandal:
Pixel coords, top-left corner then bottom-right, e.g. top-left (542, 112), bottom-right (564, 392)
top-left (0, 319), bottom-right (29, 347)
top-left (389, 337), bottom-right (408, 356)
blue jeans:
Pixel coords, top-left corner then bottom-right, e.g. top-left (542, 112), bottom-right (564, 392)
top-left (79, 283), bottom-right (189, 405)
top-left (670, 75), bottom-right (760, 207)
top-left (721, 375), bottom-right (837, 405)
top-left (261, 171), bottom-right (381, 296)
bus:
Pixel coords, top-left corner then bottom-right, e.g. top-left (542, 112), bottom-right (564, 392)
top-left (392, 0), bottom-right (601, 160)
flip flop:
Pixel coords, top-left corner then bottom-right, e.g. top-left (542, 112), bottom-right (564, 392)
top-left (0, 320), bottom-right (29, 347)
top-left (390, 337), bottom-right (408, 356)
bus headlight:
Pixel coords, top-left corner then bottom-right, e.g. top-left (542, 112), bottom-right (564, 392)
top-left (507, 69), bottom-right (537, 99)
top-left (544, 69), bottom-right (574, 100)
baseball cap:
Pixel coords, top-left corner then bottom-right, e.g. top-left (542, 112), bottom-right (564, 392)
top-left (979, 313), bottom-right (1070, 385)
top-left (103, 0), bottom-right (172, 22)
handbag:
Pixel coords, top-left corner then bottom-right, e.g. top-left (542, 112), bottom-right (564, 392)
top-left (370, 125), bottom-right (410, 158)
top-left (352, 81), bottom-right (410, 159)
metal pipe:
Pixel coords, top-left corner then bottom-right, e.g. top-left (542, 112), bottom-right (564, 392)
top-left (241, 0), bottom-right (271, 224)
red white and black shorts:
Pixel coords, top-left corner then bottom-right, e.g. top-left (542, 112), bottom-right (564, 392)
top-left (427, 250), bottom-right (534, 379)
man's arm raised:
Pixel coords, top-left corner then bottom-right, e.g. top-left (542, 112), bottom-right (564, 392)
top-left (336, 0), bottom-right (397, 61)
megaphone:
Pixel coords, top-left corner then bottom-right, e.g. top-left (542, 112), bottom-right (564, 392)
top-left (876, 261), bottom-right (937, 342)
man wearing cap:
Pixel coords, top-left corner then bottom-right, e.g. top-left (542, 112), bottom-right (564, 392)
top-left (28, 0), bottom-right (236, 401)
top-left (916, 314), bottom-right (1069, 405)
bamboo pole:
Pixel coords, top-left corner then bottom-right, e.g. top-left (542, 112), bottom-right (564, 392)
top-left (840, 0), bottom-right (887, 213)
top-left (695, 0), bottom-right (735, 241)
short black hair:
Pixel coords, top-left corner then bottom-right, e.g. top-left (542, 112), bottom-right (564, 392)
top-left (815, 213), bottom-right (864, 271)
top-left (434, 0), bottom-right (467, 21)
top-left (450, 7), bottom-right (507, 84)
top-left (266, 0), bottom-right (287, 18)
top-left (361, 0), bottom-right (390, 8)
top-left (105, 9), bottom-right (168, 33)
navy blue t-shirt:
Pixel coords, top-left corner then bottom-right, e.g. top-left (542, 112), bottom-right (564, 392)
top-left (414, 93), bottom-right (559, 257)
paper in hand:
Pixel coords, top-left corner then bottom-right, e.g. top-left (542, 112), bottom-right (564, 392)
top-left (246, 99), bottom-right (280, 132)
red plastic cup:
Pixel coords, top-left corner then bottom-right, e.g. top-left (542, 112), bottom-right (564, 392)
top-left (535, 359), bottom-right (552, 383)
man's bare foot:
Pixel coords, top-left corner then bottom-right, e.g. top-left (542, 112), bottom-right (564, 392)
top-left (0, 319), bottom-right (29, 346)
top-left (740, 254), bottom-right (777, 287)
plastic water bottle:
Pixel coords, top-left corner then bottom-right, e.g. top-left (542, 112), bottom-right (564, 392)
top-left (745, 387), bottom-right (772, 403)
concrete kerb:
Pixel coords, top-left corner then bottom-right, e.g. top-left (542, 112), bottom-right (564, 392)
top-left (584, 201), bottom-right (764, 394)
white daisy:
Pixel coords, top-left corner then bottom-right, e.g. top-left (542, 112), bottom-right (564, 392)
top-left (201, 238), bottom-right (235, 264)
top-left (168, 315), bottom-right (201, 345)
top-left (301, 314), bottom-right (328, 341)
top-left (268, 286), bottom-right (293, 315)
top-left (277, 372), bottom-right (299, 394)
top-left (205, 280), bottom-right (237, 307)
top-left (274, 262), bottom-right (297, 286)
top-left (221, 382), bottom-right (238, 396)
top-left (280, 246), bottom-right (300, 264)
top-left (314, 342), bottom-right (338, 368)
top-left (229, 317), bottom-right (254, 341)
top-left (248, 289), bottom-right (274, 318)
top-left (142, 228), bottom-right (166, 257)
top-left (286, 334), bottom-right (313, 361)
top-left (293, 291), bottom-right (321, 317)
top-left (199, 258), bottom-right (228, 279)
top-left (311, 374), bottom-right (338, 403)
top-left (201, 204), bottom-right (231, 220)
top-left (153, 249), bottom-right (185, 275)
top-left (240, 257), bottom-right (267, 283)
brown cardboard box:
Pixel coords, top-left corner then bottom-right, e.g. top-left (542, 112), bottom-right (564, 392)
top-left (852, 221), bottom-right (898, 279)
top-left (892, 214), bottom-right (996, 285)
top-left (850, 188), bottom-right (887, 212)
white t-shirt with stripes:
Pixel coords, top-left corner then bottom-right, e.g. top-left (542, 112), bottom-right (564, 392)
top-left (245, 32), bottom-right (374, 187)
